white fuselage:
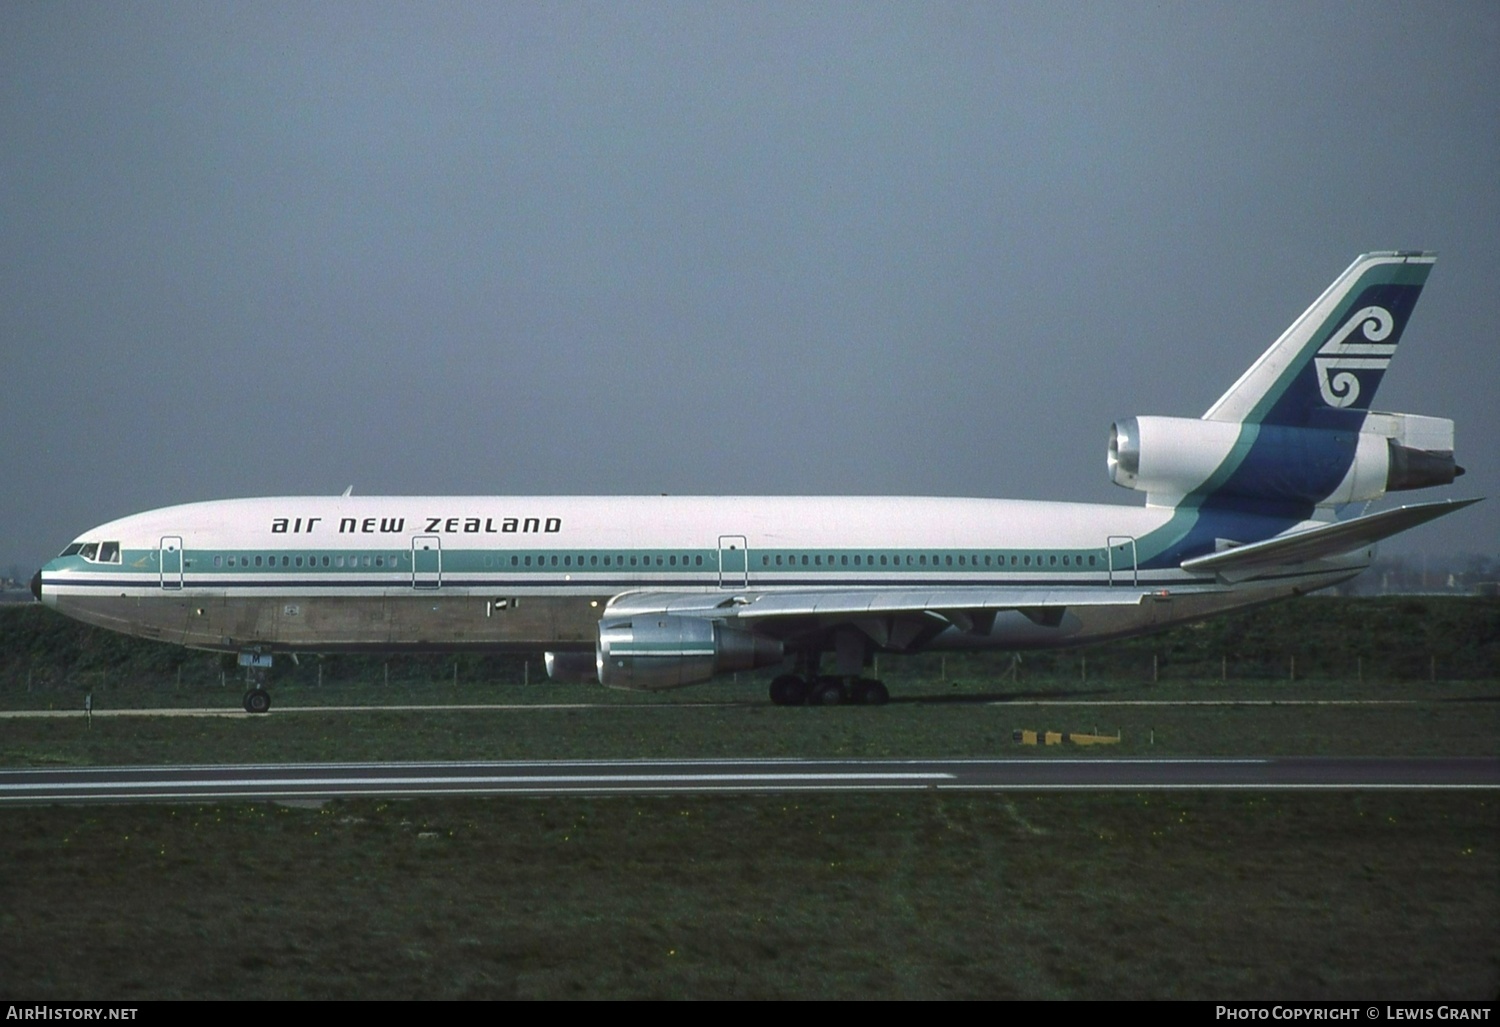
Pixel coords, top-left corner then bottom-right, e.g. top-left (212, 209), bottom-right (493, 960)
top-left (38, 494), bottom-right (1355, 660)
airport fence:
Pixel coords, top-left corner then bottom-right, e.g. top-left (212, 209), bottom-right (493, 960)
top-left (2, 597), bottom-right (1497, 696)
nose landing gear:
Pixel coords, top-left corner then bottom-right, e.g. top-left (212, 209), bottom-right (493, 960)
top-left (243, 684), bottom-right (271, 714)
top-left (239, 649), bottom-right (274, 714)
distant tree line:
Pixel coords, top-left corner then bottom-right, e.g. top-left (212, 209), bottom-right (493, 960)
top-left (1338, 553), bottom-right (1500, 596)
top-left (1, 596), bottom-right (1496, 693)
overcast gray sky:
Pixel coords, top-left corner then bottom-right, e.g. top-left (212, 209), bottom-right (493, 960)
top-left (3, 1), bottom-right (1497, 571)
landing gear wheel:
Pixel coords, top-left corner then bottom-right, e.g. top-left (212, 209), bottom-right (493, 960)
top-left (851, 678), bottom-right (889, 706)
top-left (809, 677), bottom-right (846, 706)
top-left (769, 674), bottom-right (809, 706)
top-left (243, 688), bottom-right (271, 714)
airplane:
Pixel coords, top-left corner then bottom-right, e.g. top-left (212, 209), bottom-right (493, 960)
top-left (33, 251), bottom-right (1475, 713)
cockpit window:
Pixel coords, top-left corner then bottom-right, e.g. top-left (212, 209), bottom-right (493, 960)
top-left (67, 541), bottom-right (122, 563)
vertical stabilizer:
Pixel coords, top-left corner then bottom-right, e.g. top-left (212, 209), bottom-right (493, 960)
top-left (1203, 251), bottom-right (1434, 429)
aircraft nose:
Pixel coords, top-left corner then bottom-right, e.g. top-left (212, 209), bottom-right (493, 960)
top-left (31, 570), bottom-right (42, 602)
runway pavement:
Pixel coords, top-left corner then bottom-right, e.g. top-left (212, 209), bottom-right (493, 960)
top-left (1, 756), bottom-right (1496, 803)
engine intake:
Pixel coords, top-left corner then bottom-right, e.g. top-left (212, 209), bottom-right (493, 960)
top-left (597, 615), bottom-right (783, 691)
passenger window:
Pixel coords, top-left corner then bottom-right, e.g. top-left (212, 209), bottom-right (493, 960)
top-left (214, 556), bottom-right (222, 567)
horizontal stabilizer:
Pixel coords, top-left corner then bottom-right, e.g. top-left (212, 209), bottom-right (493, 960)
top-left (1179, 498), bottom-right (1481, 578)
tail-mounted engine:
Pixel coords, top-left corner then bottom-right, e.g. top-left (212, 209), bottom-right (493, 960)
top-left (596, 615), bottom-right (783, 691)
top-left (1108, 412), bottom-right (1461, 508)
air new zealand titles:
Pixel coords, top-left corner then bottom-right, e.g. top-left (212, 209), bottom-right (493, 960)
top-left (267, 516), bottom-right (565, 534)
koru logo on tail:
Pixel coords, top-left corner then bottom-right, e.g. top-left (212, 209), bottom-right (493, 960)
top-left (1314, 305), bottom-right (1395, 408)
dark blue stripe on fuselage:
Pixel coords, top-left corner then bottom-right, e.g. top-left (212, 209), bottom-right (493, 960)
top-left (1139, 505), bottom-right (1306, 570)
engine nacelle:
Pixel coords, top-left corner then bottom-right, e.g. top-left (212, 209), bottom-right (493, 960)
top-left (596, 615), bottom-right (783, 691)
top-left (1108, 413), bottom-right (1459, 507)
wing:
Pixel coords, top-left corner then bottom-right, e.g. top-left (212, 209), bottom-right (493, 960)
top-left (602, 497), bottom-right (1479, 650)
top-left (603, 584), bottom-right (1166, 649)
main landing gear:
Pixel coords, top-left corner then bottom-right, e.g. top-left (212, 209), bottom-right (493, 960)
top-left (768, 674), bottom-right (889, 707)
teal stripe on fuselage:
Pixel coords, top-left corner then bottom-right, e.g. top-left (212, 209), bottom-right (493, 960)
top-left (47, 541), bottom-right (1183, 585)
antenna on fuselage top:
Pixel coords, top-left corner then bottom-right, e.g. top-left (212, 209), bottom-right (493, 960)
top-left (341, 485), bottom-right (354, 497)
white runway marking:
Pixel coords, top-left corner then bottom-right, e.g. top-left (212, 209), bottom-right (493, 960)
top-left (0, 696), bottom-right (1467, 719)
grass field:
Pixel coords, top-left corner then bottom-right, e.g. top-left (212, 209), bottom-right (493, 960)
top-left (1, 599), bottom-right (1497, 999)
top-left (2, 673), bottom-right (1497, 766)
top-left (2, 792), bottom-right (1496, 1000)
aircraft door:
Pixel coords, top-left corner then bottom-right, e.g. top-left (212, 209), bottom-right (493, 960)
top-left (718, 535), bottom-right (748, 588)
top-left (1107, 536), bottom-right (1138, 586)
top-left (412, 536), bottom-right (441, 589)
top-left (160, 536), bottom-right (183, 590)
